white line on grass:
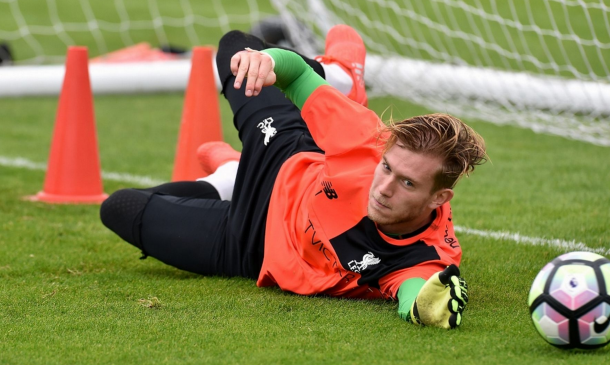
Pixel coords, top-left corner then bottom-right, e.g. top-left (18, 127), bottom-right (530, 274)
top-left (454, 226), bottom-right (610, 256)
top-left (0, 155), bottom-right (164, 187)
top-left (2, 155), bottom-right (608, 256)
top-left (0, 156), bottom-right (47, 170)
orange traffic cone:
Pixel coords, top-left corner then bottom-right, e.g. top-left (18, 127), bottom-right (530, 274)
top-left (31, 46), bottom-right (107, 204)
top-left (171, 46), bottom-right (223, 181)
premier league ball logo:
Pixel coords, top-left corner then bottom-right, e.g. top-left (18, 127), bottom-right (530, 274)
top-left (528, 251), bottom-right (610, 349)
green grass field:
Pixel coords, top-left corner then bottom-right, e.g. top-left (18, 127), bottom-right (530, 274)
top-left (1, 0), bottom-right (610, 364)
top-left (1, 93), bottom-right (609, 365)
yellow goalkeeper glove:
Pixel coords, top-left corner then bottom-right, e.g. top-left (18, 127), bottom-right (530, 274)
top-left (410, 264), bottom-right (469, 329)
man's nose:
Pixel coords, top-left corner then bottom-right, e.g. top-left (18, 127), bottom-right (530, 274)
top-left (378, 175), bottom-right (393, 197)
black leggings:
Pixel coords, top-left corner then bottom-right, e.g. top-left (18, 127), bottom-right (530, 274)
top-left (100, 31), bottom-right (323, 279)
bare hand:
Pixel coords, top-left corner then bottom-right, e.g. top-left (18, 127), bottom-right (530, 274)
top-left (230, 49), bottom-right (276, 97)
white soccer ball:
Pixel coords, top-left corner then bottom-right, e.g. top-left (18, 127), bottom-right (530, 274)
top-left (528, 251), bottom-right (610, 349)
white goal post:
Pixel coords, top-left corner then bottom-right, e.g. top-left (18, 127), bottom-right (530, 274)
top-left (0, 0), bottom-right (608, 146)
top-left (272, 0), bottom-right (610, 147)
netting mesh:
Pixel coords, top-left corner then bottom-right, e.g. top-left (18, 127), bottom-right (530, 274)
top-left (0, 0), bottom-right (273, 64)
top-left (273, 0), bottom-right (610, 146)
top-left (0, 0), bottom-right (609, 145)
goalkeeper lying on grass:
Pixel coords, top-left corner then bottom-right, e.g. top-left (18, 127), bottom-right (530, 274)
top-left (100, 26), bottom-right (486, 329)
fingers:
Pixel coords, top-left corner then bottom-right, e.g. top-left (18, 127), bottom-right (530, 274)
top-left (229, 51), bottom-right (241, 77)
top-left (438, 264), bottom-right (460, 285)
top-left (447, 274), bottom-right (467, 323)
top-left (447, 289), bottom-right (465, 329)
top-left (231, 51), bottom-right (250, 91)
top-left (230, 49), bottom-right (274, 97)
top-left (448, 297), bottom-right (465, 313)
top-left (449, 276), bottom-right (468, 306)
top-left (243, 53), bottom-right (262, 96)
top-left (458, 277), bottom-right (468, 290)
top-left (448, 312), bottom-right (462, 329)
top-left (254, 58), bottom-right (274, 93)
top-left (455, 287), bottom-right (469, 304)
top-left (458, 277), bottom-right (469, 303)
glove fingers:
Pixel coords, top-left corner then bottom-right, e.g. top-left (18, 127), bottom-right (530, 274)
top-left (461, 289), bottom-right (469, 304)
top-left (438, 264), bottom-right (460, 285)
top-left (449, 281), bottom-right (466, 305)
top-left (448, 298), bottom-right (465, 314)
top-left (458, 277), bottom-right (469, 303)
top-left (449, 276), bottom-right (469, 305)
top-left (450, 285), bottom-right (465, 302)
top-left (448, 312), bottom-right (462, 329)
top-left (459, 277), bottom-right (468, 290)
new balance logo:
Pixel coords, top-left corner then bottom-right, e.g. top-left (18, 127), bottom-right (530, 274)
top-left (257, 117), bottom-right (277, 146)
top-left (348, 252), bottom-right (381, 273)
top-left (315, 181), bottom-right (338, 199)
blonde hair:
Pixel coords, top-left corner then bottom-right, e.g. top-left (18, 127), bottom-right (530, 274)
top-left (382, 113), bottom-right (487, 191)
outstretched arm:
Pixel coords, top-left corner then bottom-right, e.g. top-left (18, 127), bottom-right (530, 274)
top-left (230, 48), bottom-right (330, 109)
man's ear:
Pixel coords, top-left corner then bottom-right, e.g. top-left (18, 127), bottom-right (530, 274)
top-left (428, 188), bottom-right (454, 209)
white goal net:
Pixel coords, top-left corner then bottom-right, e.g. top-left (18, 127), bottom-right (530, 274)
top-left (1, 0), bottom-right (608, 146)
top-left (273, 0), bottom-right (610, 147)
top-left (0, 0), bottom-right (274, 64)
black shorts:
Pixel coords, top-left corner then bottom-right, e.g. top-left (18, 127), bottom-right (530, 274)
top-left (141, 88), bottom-right (322, 279)
top-left (138, 31), bottom-right (323, 279)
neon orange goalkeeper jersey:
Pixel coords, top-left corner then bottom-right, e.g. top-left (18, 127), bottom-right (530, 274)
top-left (257, 85), bottom-right (461, 299)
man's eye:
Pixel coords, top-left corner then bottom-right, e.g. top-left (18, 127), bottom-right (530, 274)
top-left (382, 162), bottom-right (390, 170)
top-left (403, 180), bottom-right (413, 187)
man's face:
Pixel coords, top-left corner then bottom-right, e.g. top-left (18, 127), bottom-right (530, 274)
top-left (367, 142), bottom-right (451, 235)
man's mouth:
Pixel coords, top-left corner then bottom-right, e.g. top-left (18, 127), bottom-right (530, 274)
top-left (372, 196), bottom-right (390, 209)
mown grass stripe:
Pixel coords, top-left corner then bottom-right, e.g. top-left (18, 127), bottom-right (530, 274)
top-left (3, 154), bottom-right (607, 257)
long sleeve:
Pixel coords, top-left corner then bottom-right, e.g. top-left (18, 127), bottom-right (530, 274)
top-left (397, 278), bottom-right (426, 321)
top-left (262, 48), bottom-right (329, 109)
